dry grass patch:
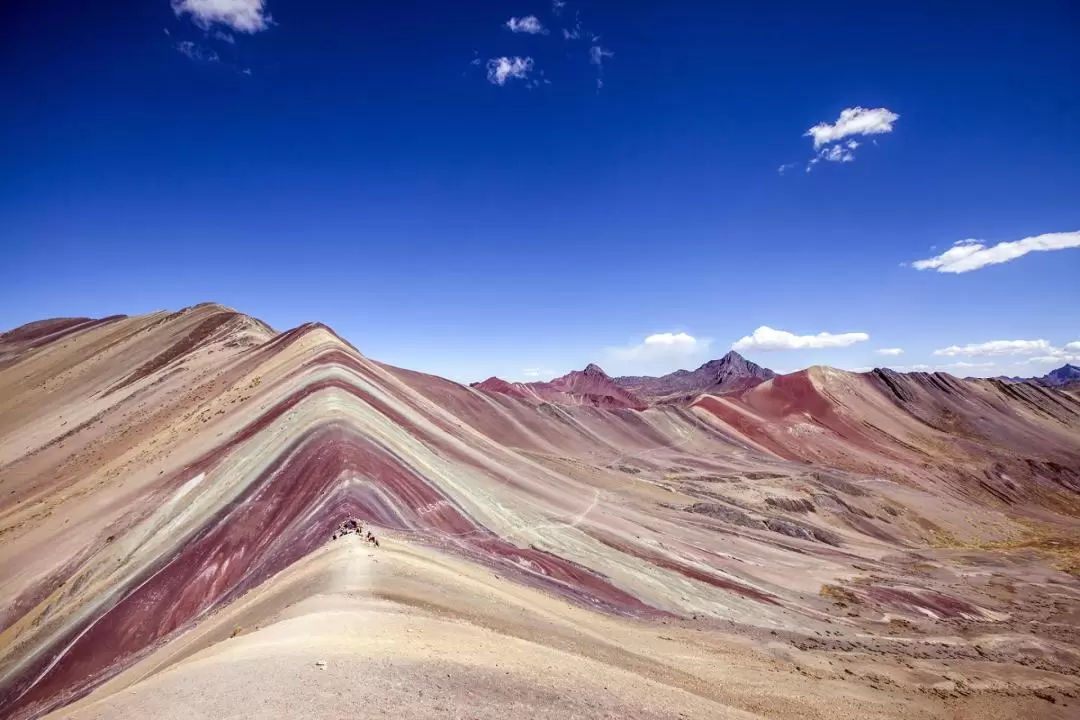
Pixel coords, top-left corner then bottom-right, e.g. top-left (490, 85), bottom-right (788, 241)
top-left (819, 584), bottom-right (860, 607)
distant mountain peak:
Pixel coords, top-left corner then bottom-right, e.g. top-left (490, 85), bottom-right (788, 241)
top-left (1040, 363), bottom-right (1080, 387)
top-left (583, 363), bottom-right (608, 377)
top-left (698, 350), bottom-right (752, 370)
top-left (613, 352), bottom-right (775, 400)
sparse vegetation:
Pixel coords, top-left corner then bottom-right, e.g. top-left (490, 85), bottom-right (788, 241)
top-left (819, 583), bottom-right (860, 607)
top-left (929, 517), bottom-right (1080, 577)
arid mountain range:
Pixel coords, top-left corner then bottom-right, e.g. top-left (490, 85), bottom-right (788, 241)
top-left (2, 304), bottom-right (1079, 719)
top-left (472, 351), bottom-right (776, 409)
top-left (982, 364), bottom-right (1080, 391)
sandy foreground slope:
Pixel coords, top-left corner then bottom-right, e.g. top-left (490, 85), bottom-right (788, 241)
top-left (1, 304), bottom-right (1079, 719)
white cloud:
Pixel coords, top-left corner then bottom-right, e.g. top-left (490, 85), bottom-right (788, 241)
top-left (171, 0), bottom-right (271, 33)
top-left (553, 0), bottom-right (567, 14)
top-left (777, 162), bottom-right (797, 175)
top-left (973, 339), bottom-right (1080, 367)
top-left (589, 45), bottom-right (613, 65)
top-left (888, 361), bottom-right (996, 373)
top-left (804, 136), bottom-right (861, 171)
top-left (933, 339), bottom-right (1052, 357)
top-left (876, 348), bottom-right (904, 356)
top-left (487, 56), bottom-right (534, 86)
top-left (807, 146), bottom-right (853, 170)
top-left (801, 107), bottom-right (896, 171)
top-left (522, 367), bottom-right (556, 378)
top-left (819, 144), bottom-right (855, 163)
top-left (805, 107), bottom-right (899, 149)
top-left (912, 231), bottom-right (1080, 273)
top-left (1027, 355), bottom-right (1079, 365)
top-left (506, 16), bottom-right (547, 34)
top-left (731, 326), bottom-right (869, 351)
top-left (589, 45), bottom-right (612, 89)
top-left (174, 41), bottom-right (219, 62)
top-left (609, 332), bottom-right (711, 363)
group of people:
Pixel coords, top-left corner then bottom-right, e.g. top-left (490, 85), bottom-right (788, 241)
top-left (331, 517), bottom-right (379, 547)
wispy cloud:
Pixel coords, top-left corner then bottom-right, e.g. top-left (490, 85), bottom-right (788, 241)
top-left (732, 326), bottom-right (869, 351)
top-left (171, 0), bottom-right (272, 33)
top-left (174, 40), bottom-right (219, 62)
top-left (589, 45), bottom-right (613, 65)
top-left (907, 361), bottom-right (996, 372)
top-left (933, 339), bottom-right (1052, 357)
top-left (487, 56), bottom-right (534, 86)
top-left (807, 140), bottom-right (859, 170)
top-left (552, 0), bottom-right (567, 15)
top-left (1026, 354), bottom-right (1080, 365)
top-left (938, 361), bottom-right (996, 369)
top-left (932, 338), bottom-right (1080, 367)
top-left (589, 44), bottom-right (612, 88)
top-left (521, 367), bottom-right (557, 379)
top-left (912, 231), bottom-right (1080, 273)
top-left (506, 16), bottom-right (547, 34)
top-left (876, 348), bottom-right (904, 356)
top-left (777, 162), bottom-right (798, 175)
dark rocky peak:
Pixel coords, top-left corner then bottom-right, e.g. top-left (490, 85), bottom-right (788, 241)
top-left (1015, 364), bottom-right (1080, 388)
top-left (612, 351), bottom-right (775, 400)
top-left (582, 363), bottom-right (609, 377)
top-left (697, 351), bottom-right (775, 381)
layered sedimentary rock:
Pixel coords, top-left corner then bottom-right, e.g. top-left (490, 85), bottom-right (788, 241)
top-left (692, 366), bottom-right (1080, 507)
top-left (1, 305), bottom-right (1079, 720)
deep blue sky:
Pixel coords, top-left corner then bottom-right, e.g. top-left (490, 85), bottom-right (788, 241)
top-left (3, 1), bottom-right (1079, 382)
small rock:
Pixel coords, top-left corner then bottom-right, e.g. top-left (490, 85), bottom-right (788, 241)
top-left (314, 660), bottom-right (327, 669)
